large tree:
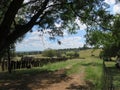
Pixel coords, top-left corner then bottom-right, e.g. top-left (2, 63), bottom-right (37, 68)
top-left (86, 14), bottom-right (120, 58)
top-left (0, 0), bottom-right (111, 56)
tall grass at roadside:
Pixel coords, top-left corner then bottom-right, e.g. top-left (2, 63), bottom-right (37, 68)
top-left (41, 59), bottom-right (83, 71)
top-left (105, 61), bottom-right (120, 89)
top-left (66, 62), bottom-right (84, 75)
top-left (84, 58), bottom-right (103, 90)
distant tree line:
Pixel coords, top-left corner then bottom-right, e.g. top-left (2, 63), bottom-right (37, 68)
top-left (15, 46), bottom-right (91, 57)
top-left (16, 51), bottom-right (42, 57)
top-left (42, 49), bottom-right (80, 59)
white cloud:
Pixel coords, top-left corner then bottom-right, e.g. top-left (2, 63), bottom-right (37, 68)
top-left (55, 23), bottom-right (61, 27)
top-left (16, 30), bottom-right (85, 51)
top-left (75, 17), bottom-right (87, 30)
top-left (60, 36), bottom-right (84, 48)
top-left (41, 36), bottom-right (84, 50)
top-left (30, 31), bottom-right (40, 36)
top-left (104, 0), bottom-right (120, 14)
top-left (23, 0), bottom-right (29, 3)
top-left (113, 3), bottom-right (120, 14)
top-left (104, 0), bottom-right (116, 5)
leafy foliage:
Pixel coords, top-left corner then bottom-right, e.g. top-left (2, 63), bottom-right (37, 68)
top-left (66, 51), bottom-right (79, 58)
top-left (0, 0), bottom-right (113, 56)
top-left (42, 49), bottom-right (59, 57)
top-left (86, 14), bottom-right (120, 58)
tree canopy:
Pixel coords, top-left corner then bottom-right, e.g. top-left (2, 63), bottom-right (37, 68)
top-left (86, 14), bottom-right (120, 58)
top-left (0, 0), bottom-right (112, 56)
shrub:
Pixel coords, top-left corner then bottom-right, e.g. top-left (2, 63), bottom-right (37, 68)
top-left (66, 51), bottom-right (79, 58)
top-left (42, 49), bottom-right (57, 58)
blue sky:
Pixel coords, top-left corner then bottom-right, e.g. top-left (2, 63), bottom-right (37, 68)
top-left (16, 24), bottom-right (86, 51)
top-left (16, 0), bottom-right (120, 51)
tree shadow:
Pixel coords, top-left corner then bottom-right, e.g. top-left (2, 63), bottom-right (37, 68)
top-left (81, 62), bottom-right (102, 67)
top-left (0, 69), bottom-right (72, 90)
top-left (66, 83), bottom-right (88, 90)
top-left (66, 80), bottom-right (94, 90)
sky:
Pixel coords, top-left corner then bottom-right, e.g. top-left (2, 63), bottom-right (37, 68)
top-left (15, 0), bottom-right (120, 52)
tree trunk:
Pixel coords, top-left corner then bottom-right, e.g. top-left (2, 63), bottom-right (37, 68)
top-left (0, 0), bottom-right (49, 54)
top-left (0, 0), bottom-right (24, 55)
top-left (7, 46), bottom-right (11, 73)
top-left (1, 58), bottom-right (5, 71)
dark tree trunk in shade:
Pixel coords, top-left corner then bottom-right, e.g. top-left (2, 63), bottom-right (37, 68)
top-left (7, 46), bottom-right (11, 73)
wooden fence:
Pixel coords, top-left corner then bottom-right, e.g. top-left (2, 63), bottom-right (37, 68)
top-left (0, 57), bottom-right (68, 71)
top-left (102, 61), bottom-right (114, 90)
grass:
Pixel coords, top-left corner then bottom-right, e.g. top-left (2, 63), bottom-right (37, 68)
top-left (84, 58), bottom-right (103, 89)
top-left (66, 62), bottom-right (84, 75)
top-left (80, 49), bottom-right (120, 90)
top-left (1, 49), bottom-right (120, 89)
top-left (40, 59), bottom-right (82, 71)
top-left (0, 49), bottom-right (104, 89)
top-left (0, 59), bottom-right (82, 80)
top-left (47, 57), bottom-right (102, 89)
top-left (105, 61), bottom-right (120, 89)
top-left (79, 49), bottom-right (102, 58)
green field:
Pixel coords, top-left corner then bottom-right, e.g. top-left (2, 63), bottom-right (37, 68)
top-left (0, 50), bottom-right (102, 90)
top-left (0, 49), bottom-right (120, 90)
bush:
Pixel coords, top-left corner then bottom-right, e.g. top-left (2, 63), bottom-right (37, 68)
top-left (66, 51), bottom-right (79, 58)
top-left (42, 49), bottom-right (57, 58)
top-left (99, 51), bottom-right (111, 61)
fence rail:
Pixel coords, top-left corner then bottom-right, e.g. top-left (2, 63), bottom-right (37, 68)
top-left (102, 61), bottom-right (114, 90)
top-left (0, 57), bottom-right (68, 71)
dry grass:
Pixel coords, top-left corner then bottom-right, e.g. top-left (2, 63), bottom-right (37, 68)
top-left (79, 49), bottom-right (102, 58)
